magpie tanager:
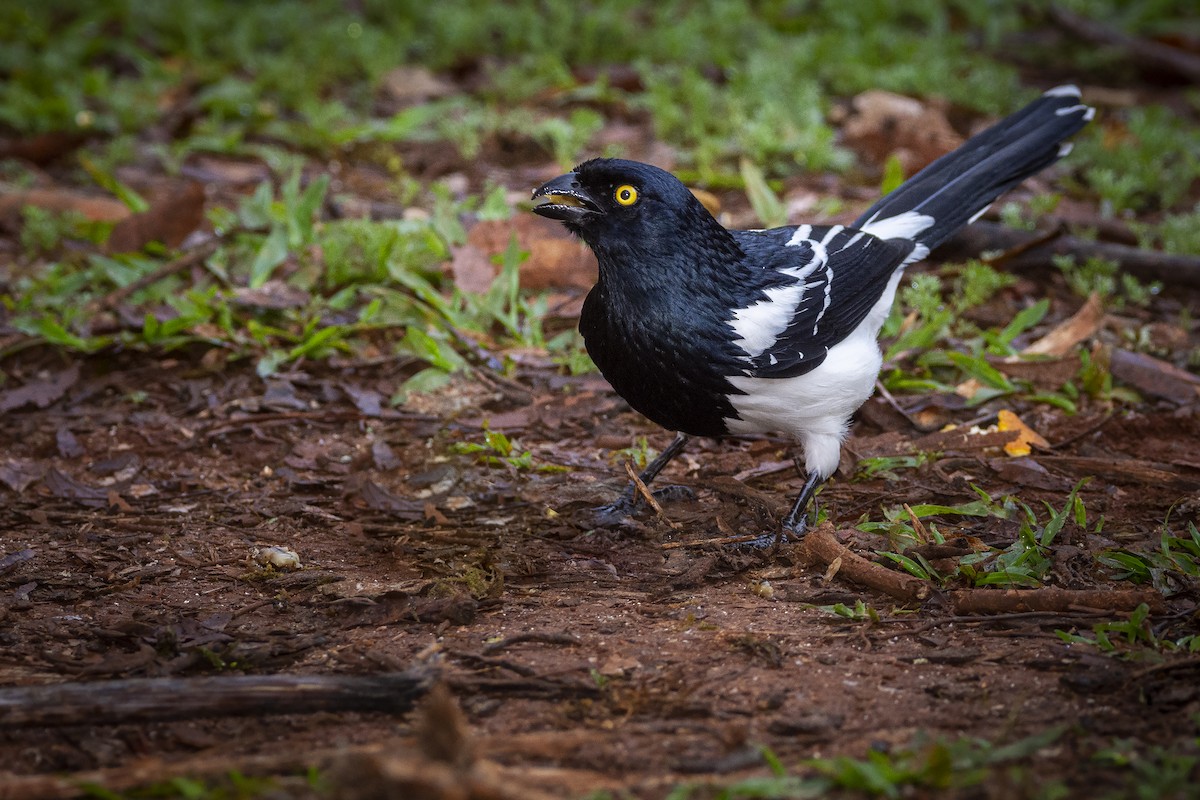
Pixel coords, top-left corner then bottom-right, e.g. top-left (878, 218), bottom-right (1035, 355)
top-left (530, 86), bottom-right (1094, 543)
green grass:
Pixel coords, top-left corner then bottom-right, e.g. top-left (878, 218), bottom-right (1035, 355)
top-left (1, 0), bottom-right (1196, 413)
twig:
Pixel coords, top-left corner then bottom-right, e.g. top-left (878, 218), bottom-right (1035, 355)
top-left (661, 533), bottom-right (774, 550)
top-left (482, 631), bottom-right (581, 654)
top-left (625, 460), bottom-right (680, 529)
top-left (89, 238), bottom-right (220, 312)
top-left (982, 221), bottom-right (1067, 269)
top-left (798, 523), bottom-right (931, 603)
top-left (949, 587), bottom-right (1165, 616)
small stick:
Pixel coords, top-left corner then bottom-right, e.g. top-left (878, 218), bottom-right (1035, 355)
top-left (89, 238), bottom-right (220, 312)
top-left (798, 523), bottom-right (931, 603)
top-left (661, 533), bottom-right (773, 550)
top-left (625, 461), bottom-right (680, 529)
top-left (949, 587), bottom-right (1165, 616)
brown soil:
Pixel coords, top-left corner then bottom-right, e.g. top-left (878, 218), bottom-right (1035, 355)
top-left (2, 329), bottom-right (1199, 798)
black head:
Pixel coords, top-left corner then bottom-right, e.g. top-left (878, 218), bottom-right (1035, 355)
top-left (530, 159), bottom-right (729, 259)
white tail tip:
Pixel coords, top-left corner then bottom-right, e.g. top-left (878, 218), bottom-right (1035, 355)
top-left (1044, 84), bottom-right (1081, 98)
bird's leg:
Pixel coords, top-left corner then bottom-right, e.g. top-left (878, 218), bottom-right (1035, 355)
top-left (780, 470), bottom-right (825, 541)
top-left (590, 432), bottom-right (691, 526)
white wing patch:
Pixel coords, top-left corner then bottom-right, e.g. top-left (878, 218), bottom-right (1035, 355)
top-left (859, 210), bottom-right (934, 241)
top-left (728, 240), bottom-right (826, 358)
top-left (859, 210), bottom-right (934, 265)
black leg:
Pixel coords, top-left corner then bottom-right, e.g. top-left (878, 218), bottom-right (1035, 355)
top-left (730, 467), bottom-right (827, 553)
top-left (780, 471), bottom-right (825, 541)
top-left (590, 433), bottom-right (690, 526)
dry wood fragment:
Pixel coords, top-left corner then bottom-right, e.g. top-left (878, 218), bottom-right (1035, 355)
top-left (0, 669), bottom-right (433, 729)
top-left (950, 587), bottom-right (1165, 615)
top-left (937, 221), bottom-right (1200, 289)
top-left (798, 523), bottom-right (931, 603)
top-left (1037, 455), bottom-right (1200, 490)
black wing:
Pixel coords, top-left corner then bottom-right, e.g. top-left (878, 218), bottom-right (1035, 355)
top-left (730, 225), bottom-right (915, 379)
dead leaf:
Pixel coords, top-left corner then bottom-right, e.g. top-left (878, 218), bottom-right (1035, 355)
top-left (839, 90), bottom-right (963, 173)
top-left (0, 364), bottom-right (80, 413)
top-left (350, 477), bottom-right (424, 517)
top-left (106, 181), bottom-right (205, 253)
top-left (0, 188), bottom-right (130, 223)
top-left (988, 457), bottom-right (1069, 491)
top-left (231, 281), bottom-right (311, 310)
top-left (342, 384), bottom-right (383, 417)
top-left (56, 427), bottom-right (85, 459)
top-left (1023, 293), bottom-right (1105, 357)
top-left (958, 293), bottom-right (1103, 398)
top-left (449, 243), bottom-right (497, 294)
top-left (43, 468), bottom-right (109, 507)
top-left (380, 66), bottom-right (455, 106)
top-left (0, 459), bottom-right (43, 493)
top-left (997, 410), bottom-right (1051, 457)
top-left (182, 155), bottom-right (271, 186)
top-left (456, 216), bottom-right (596, 292)
top-left (371, 439), bottom-right (400, 471)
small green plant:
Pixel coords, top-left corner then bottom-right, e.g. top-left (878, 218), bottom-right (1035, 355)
top-left (805, 727), bottom-right (1065, 799)
top-left (960, 480), bottom-right (1090, 588)
top-left (1054, 603), bottom-right (1199, 656)
top-left (1053, 254), bottom-right (1161, 308)
top-left (816, 599), bottom-right (880, 623)
top-left (854, 453), bottom-right (933, 482)
top-left (451, 424), bottom-right (566, 473)
top-left (1133, 203), bottom-right (1200, 256)
top-left (1093, 738), bottom-right (1200, 799)
top-left (1097, 521), bottom-right (1200, 595)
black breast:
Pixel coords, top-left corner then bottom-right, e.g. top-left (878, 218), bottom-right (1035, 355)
top-left (579, 281), bottom-right (747, 438)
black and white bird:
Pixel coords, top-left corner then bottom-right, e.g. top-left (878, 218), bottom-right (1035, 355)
top-left (531, 85), bottom-right (1094, 543)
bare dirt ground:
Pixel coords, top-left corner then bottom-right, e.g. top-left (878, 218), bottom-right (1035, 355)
top-left (2, 299), bottom-right (1199, 797)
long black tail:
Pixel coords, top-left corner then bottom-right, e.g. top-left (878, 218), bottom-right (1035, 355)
top-left (853, 85), bottom-right (1093, 252)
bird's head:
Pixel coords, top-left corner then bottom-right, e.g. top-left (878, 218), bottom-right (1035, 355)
top-left (530, 159), bottom-right (729, 260)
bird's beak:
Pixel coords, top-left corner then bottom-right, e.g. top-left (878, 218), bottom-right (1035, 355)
top-left (530, 172), bottom-right (601, 223)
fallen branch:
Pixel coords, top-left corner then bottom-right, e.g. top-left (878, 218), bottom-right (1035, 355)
top-left (1048, 5), bottom-right (1200, 84)
top-left (949, 587), bottom-right (1165, 616)
top-left (0, 669), bottom-right (434, 729)
top-left (937, 221), bottom-right (1200, 289)
top-left (798, 524), bottom-right (931, 603)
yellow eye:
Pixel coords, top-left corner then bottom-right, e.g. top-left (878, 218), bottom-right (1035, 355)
top-left (614, 184), bottom-right (639, 206)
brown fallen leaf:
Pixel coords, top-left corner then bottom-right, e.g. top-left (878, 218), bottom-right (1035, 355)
top-left (1023, 292), bottom-right (1105, 357)
top-left (838, 89), bottom-right (963, 173)
top-left (957, 293), bottom-right (1104, 399)
top-left (106, 181), bottom-right (205, 253)
top-left (456, 216), bottom-right (596, 292)
top-left (0, 364), bottom-right (80, 413)
top-left (0, 188), bottom-right (129, 223)
top-left (379, 65), bottom-right (456, 106)
top-left (0, 459), bottom-right (44, 493)
top-left (42, 468), bottom-right (109, 507)
top-left (996, 410), bottom-right (1050, 457)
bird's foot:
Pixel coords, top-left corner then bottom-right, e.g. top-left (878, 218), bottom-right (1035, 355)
top-left (585, 484), bottom-right (696, 528)
top-left (727, 514), bottom-right (809, 554)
